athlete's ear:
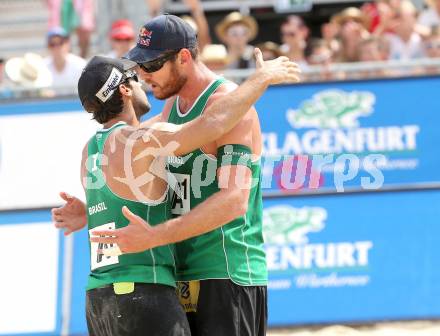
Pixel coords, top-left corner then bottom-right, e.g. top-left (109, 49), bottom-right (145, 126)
top-left (119, 83), bottom-right (132, 97)
top-left (178, 49), bottom-right (192, 65)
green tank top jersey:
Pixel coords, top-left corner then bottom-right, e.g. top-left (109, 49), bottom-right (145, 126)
top-left (167, 78), bottom-right (268, 286)
top-left (85, 122), bottom-right (175, 290)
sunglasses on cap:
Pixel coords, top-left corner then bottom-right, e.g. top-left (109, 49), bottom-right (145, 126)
top-left (122, 69), bottom-right (139, 83)
top-left (106, 69), bottom-right (139, 91)
top-left (138, 50), bottom-right (180, 73)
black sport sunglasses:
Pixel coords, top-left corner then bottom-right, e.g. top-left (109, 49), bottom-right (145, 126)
top-left (138, 50), bottom-right (180, 73)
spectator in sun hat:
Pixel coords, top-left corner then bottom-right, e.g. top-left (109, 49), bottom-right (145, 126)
top-left (4, 53), bottom-right (53, 98)
top-left (5, 53), bottom-right (52, 89)
top-left (200, 44), bottom-right (229, 71)
top-left (44, 26), bottom-right (86, 93)
top-left (106, 19), bottom-right (136, 59)
top-left (215, 11), bottom-right (258, 69)
top-left (331, 7), bottom-right (370, 62)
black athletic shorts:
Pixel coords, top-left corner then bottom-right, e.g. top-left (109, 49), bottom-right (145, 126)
top-left (177, 279), bottom-right (267, 336)
top-left (86, 283), bottom-right (190, 336)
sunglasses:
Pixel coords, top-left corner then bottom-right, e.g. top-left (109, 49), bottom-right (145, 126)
top-left (122, 69), bottom-right (139, 83)
top-left (139, 51), bottom-right (179, 73)
top-left (282, 31), bottom-right (297, 38)
top-left (227, 26), bottom-right (250, 37)
top-left (48, 40), bottom-right (66, 48)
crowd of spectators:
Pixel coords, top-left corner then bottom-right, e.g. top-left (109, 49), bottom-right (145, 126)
top-left (0, 0), bottom-right (439, 97)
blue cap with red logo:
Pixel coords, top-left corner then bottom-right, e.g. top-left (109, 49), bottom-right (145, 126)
top-left (125, 14), bottom-right (197, 64)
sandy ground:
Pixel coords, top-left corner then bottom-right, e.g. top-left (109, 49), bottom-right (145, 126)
top-left (268, 321), bottom-right (440, 336)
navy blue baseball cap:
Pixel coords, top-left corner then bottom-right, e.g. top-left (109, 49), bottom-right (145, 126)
top-left (125, 14), bottom-right (197, 64)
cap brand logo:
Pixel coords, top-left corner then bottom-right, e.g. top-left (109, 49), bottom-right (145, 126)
top-left (138, 27), bottom-right (153, 47)
top-left (139, 27), bottom-right (153, 38)
top-left (95, 68), bottom-right (123, 103)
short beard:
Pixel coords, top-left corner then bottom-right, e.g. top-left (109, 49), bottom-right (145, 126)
top-left (134, 98), bottom-right (151, 120)
top-left (153, 62), bottom-right (187, 100)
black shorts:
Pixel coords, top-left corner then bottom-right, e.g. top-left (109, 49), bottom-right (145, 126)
top-left (86, 283), bottom-right (190, 336)
top-left (177, 279), bottom-right (267, 336)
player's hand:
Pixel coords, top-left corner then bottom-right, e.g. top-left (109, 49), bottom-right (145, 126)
top-left (183, 0), bottom-right (203, 12)
top-left (254, 47), bottom-right (301, 85)
top-left (52, 192), bottom-right (87, 236)
top-left (90, 206), bottom-right (160, 255)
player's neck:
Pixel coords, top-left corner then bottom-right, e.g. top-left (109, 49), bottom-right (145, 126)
top-left (177, 62), bottom-right (217, 108)
top-left (103, 112), bottom-right (139, 129)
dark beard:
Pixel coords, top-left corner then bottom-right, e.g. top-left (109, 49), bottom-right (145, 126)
top-left (134, 98), bottom-right (151, 120)
top-left (153, 63), bottom-right (187, 100)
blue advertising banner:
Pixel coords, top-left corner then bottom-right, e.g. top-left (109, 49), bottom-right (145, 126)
top-left (263, 189), bottom-right (440, 325)
top-left (255, 76), bottom-right (440, 194)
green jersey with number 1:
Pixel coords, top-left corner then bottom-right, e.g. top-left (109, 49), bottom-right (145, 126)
top-left (85, 122), bottom-right (175, 290)
top-left (167, 79), bottom-right (267, 285)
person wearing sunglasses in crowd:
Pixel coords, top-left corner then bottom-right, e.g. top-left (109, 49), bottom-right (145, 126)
top-left (280, 15), bottom-right (310, 69)
top-left (53, 17), bottom-right (300, 335)
top-left (44, 27), bottom-right (86, 93)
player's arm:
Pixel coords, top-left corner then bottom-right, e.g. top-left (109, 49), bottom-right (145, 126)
top-left (90, 110), bottom-right (257, 252)
top-left (146, 49), bottom-right (299, 156)
top-left (139, 113), bottom-right (161, 128)
top-left (51, 144), bottom-right (88, 236)
top-left (149, 113), bottom-right (255, 245)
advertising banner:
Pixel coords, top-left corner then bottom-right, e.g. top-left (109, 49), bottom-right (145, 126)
top-left (264, 190), bottom-right (440, 325)
top-left (0, 210), bottom-right (62, 335)
top-left (255, 76), bottom-right (440, 194)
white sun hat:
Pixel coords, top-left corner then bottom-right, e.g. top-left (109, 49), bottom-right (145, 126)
top-left (5, 53), bottom-right (52, 88)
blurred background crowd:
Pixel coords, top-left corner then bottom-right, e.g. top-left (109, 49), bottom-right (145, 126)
top-left (0, 0), bottom-right (439, 98)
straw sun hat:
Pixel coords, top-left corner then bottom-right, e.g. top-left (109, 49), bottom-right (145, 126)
top-left (215, 12), bottom-right (258, 43)
top-left (332, 7), bottom-right (368, 29)
top-left (5, 53), bottom-right (52, 88)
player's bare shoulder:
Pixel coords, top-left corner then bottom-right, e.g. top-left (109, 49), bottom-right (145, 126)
top-left (208, 80), bottom-right (238, 102)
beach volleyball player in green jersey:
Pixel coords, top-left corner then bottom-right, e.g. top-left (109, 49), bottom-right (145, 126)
top-left (85, 14), bottom-right (299, 336)
top-left (53, 37), bottom-right (299, 336)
